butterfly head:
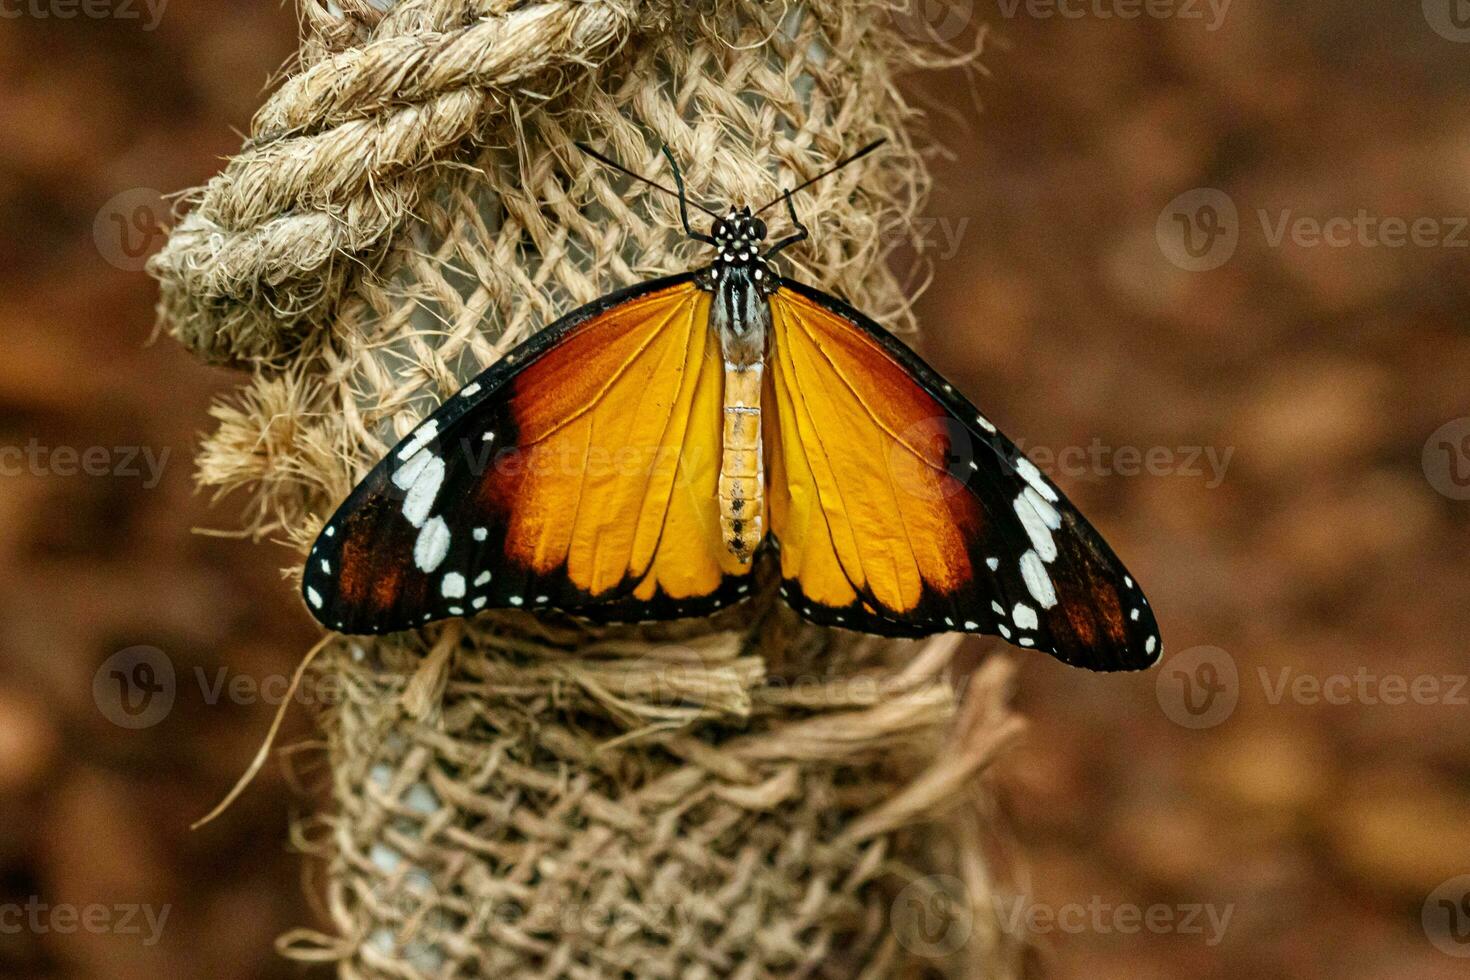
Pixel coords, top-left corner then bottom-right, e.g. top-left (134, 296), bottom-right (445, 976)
top-left (711, 206), bottom-right (767, 251)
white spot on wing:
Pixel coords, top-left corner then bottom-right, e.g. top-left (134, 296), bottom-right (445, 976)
top-left (441, 572), bottom-right (466, 598)
top-left (473, 527), bottom-right (488, 542)
top-left (396, 419), bottom-right (440, 461)
top-left (1019, 550), bottom-right (1058, 608)
top-left (1146, 635), bottom-right (1158, 655)
top-left (986, 557), bottom-right (999, 571)
top-left (414, 517), bottom-right (451, 572)
top-left (975, 413), bottom-right (996, 434)
top-left (460, 381), bottom-right (482, 398)
top-left (399, 452), bottom-right (445, 528)
top-left (1014, 457), bottom-right (1058, 503)
top-left (474, 571), bottom-right (491, 587)
top-left (1013, 493), bottom-right (1058, 563)
top-left (1012, 602), bottom-right (1039, 631)
top-left (306, 586), bottom-right (323, 609)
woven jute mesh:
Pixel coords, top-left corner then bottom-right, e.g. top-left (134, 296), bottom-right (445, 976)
top-left (153, 1), bottom-right (1027, 976)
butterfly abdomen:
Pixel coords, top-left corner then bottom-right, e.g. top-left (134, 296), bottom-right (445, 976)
top-left (719, 361), bottom-right (764, 563)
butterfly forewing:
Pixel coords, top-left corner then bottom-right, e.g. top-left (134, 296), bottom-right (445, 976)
top-left (764, 279), bottom-right (1161, 671)
top-left (303, 275), bottom-right (753, 634)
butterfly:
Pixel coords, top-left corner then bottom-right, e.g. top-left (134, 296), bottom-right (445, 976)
top-left (300, 140), bottom-right (1162, 671)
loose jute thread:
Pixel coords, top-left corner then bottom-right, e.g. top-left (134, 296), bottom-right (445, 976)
top-left (155, 1), bottom-right (1025, 976)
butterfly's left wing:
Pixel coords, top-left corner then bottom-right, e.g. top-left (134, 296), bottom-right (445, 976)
top-left (764, 279), bottom-right (1161, 671)
top-left (303, 275), bottom-right (753, 634)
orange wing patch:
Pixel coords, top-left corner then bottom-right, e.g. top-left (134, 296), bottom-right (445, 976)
top-left (487, 281), bottom-right (748, 603)
top-left (765, 287), bottom-right (982, 619)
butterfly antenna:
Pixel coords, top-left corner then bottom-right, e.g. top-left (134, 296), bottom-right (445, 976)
top-left (754, 139), bottom-right (888, 216)
top-left (574, 142), bottom-right (722, 237)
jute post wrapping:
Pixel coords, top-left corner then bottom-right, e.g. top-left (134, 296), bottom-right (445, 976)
top-left (153, 1), bottom-right (1027, 975)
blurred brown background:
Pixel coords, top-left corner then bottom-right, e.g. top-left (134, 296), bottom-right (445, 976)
top-left (2, 1), bottom-right (1468, 978)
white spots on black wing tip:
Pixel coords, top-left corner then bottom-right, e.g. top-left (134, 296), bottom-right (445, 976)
top-left (472, 596), bottom-right (487, 610)
top-left (968, 460), bottom-right (978, 472)
top-left (942, 383), bottom-right (953, 393)
top-left (414, 517), bottom-right (451, 572)
top-left (1014, 493), bottom-right (1058, 563)
top-left (1014, 456), bottom-right (1058, 503)
top-left (1130, 608), bottom-right (1140, 622)
top-left (1145, 635), bottom-right (1158, 656)
top-left (398, 451), bottom-right (446, 527)
top-left (460, 381), bottom-right (482, 399)
top-left (422, 613), bottom-right (432, 622)
top-left (991, 600), bottom-right (1005, 616)
top-left (447, 605), bottom-right (463, 615)
top-left (944, 616), bottom-right (955, 627)
top-left (535, 595), bottom-right (549, 604)
top-left (1012, 602), bottom-right (1039, 631)
top-left (472, 527), bottom-right (488, 542)
top-left (324, 525), bottom-right (335, 537)
top-left (306, 586), bottom-right (323, 609)
top-left (481, 432), bottom-right (495, 443)
top-left (474, 570), bottom-right (491, 587)
top-left (975, 413), bottom-right (996, 434)
top-left (508, 595), bottom-right (524, 607)
top-left (986, 557), bottom-right (999, 572)
top-left (963, 620), bottom-right (978, 630)
top-left (1019, 550), bottom-right (1058, 609)
top-left (441, 572), bottom-right (466, 599)
top-left (320, 558), bottom-right (331, 574)
top-left (1019, 637), bottom-right (1035, 647)
top-left (396, 420), bottom-right (440, 461)
top-left (736, 584), bottom-right (750, 594)
top-left (1124, 575), bottom-right (1134, 589)
top-left (997, 623), bottom-right (1012, 639)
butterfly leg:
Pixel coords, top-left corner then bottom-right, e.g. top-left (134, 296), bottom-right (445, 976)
top-left (764, 190), bottom-right (809, 257)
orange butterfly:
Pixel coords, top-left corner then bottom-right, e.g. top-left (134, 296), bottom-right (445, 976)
top-left (301, 141), bottom-right (1161, 671)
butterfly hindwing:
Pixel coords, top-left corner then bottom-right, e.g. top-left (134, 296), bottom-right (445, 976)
top-left (765, 279), bottom-right (1161, 671)
top-left (303, 274), bottom-right (753, 634)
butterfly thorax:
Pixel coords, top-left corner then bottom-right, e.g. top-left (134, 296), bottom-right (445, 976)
top-left (699, 206), bottom-right (773, 564)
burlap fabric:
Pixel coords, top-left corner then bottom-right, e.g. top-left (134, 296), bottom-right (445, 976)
top-left (152, 1), bottom-right (1026, 975)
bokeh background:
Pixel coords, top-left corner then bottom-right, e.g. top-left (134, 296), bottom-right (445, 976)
top-left (2, 1), bottom-right (1469, 978)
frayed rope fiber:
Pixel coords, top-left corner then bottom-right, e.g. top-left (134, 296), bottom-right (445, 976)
top-left (155, 0), bottom-right (1027, 976)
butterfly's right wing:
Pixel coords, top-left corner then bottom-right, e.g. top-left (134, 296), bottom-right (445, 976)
top-left (302, 275), bottom-right (754, 634)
